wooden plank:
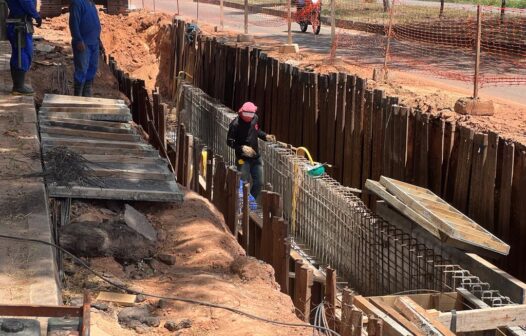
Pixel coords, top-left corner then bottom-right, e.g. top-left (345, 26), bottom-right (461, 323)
top-left (456, 288), bottom-right (526, 336)
top-left (325, 267), bottom-right (337, 330)
top-left (394, 297), bottom-right (454, 336)
top-left (510, 145), bottom-right (526, 279)
top-left (352, 295), bottom-right (412, 336)
top-left (365, 179), bottom-right (441, 238)
top-left (495, 140), bottom-right (514, 261)
top-left (242, 183), bottom-right (250, 250)
top-left (370, 89), bottom-right (385, 209)
top-left (48, 145), bottom-right (158, 156)
top-left (40, 119), bottom-right (133, 134)
top-left (40, 126), bottom-right (138, 142)
top-left (413, 111), bottom-right (429, 187)
top-left (405, 109), bottom-right (415, 184)
top-left (392, 106), bottom-right (402, 180)
top-left (342, 75), bottom-right (356, 186)
top-left (341, 288), bottom-right (354, 336)
top-left (293, 260), bottom-right (313, 322)
top-left (370, 298), bottom-right (426, 336)
top-left (39, 117), bottom-right (131, 129)
top-left (39, 112), bottom-right (131, 122)
top-left (333, 73), bottom-right (347, 182)
top-left (43, 94), bottom-right (125, 105)
top-left (351, 77), bottom-right (366, 188)
top-left (428, 117), bottom-right (445, 195)
top-left (361, 89), bottom-right (374, 203)
top-left (325, 73), bottom-right (338, 174)
top-left (48, 182), bottom-right (184, 203)
top-left (41, 136), bottom-right (149, 149)
top-left (96, 292), bottom-right (136, 306)
top-left (80, 155), bottom-right (164, 164)
top-left (317, 74), bottom-right (329, 163)
top-left (452, 126), bottom-right (475, 213)
top-left (468, 133), bottom-right (488, 224)
top-left (380, 176), bottom-right (510, 255)
top-left (443, 122), bottom-right (458, 202)
top-left (437, 304), bottom-right (526, 332)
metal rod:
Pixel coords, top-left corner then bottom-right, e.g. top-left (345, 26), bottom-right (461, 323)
top-left (287, 0), bottom-right (292, 45)
top-left (383, 0), bottom-right (395, 79)
top-left (473, 4), bottom-right (482, 99)
top-left (220, 0), bottom-right (224, 30)
top-left (244, 0), bottom-right (248, 34)
top-left (331, 0), bottom-right (336, 44)
top-left (197, 0), bottom-right (200, 22)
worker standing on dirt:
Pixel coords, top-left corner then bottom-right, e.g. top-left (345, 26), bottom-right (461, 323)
top-left (227, 102), bottom-right (276, 200)
top-left (6, 0), bottom-right (42, 95)
top-left (69, 0), bottom-right (101, 97)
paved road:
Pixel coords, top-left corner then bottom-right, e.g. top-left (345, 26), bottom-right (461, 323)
top-left (132, 0), bottom-right (526, 106)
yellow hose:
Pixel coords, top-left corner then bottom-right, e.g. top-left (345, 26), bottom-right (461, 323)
top-left (295, 146), bottom-right (315, 165)
top-left (291, 146), bottom-right (314, 234)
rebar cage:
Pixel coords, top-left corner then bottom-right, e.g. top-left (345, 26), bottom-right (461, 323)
top-left (179, 83), bottom-right (519, 310)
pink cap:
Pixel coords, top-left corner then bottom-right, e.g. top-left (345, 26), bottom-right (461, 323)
top-left (239, 102), bottom-right (257, 113)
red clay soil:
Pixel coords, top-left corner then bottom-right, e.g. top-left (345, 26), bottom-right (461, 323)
top-left (64, 190), bottom-right (309, 336)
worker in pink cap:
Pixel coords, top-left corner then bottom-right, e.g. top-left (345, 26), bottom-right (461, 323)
top-left (227, 102), bottom-right (276, 199)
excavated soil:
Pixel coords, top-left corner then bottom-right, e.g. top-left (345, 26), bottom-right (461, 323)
top-left (63, 191), bottom-right (309, 336)
top-left (36, 9), bottom-right (526, 143)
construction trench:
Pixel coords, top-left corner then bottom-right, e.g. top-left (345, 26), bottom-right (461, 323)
top-left (0, 8), bottom-right (526, 336)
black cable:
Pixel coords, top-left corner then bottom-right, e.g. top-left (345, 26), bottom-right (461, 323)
top-left (0, 234), bottom-right (340, 336)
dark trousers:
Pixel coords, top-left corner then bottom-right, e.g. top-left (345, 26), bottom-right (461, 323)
top-left (237, 157), bottom-right (264, 200)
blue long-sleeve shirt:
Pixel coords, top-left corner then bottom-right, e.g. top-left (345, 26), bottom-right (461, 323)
top-left (6, 0), bottom-right (40, 19)
top-left (69, 0), bottom-right (101, 45)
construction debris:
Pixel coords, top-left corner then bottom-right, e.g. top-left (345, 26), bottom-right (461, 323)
top-left (96, 292), bottom-right (137, 307)
top-left (124, 204), bottom-right (157, 242)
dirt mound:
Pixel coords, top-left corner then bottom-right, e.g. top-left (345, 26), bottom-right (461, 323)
top-left (63, 192), bottom-right (309, 335)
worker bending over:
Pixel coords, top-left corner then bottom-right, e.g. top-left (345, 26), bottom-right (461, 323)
top-left (69, 0), bottom-right (101, 96)
top-left (6, 0), bottom-right (42, 95)
top-left (227, 102), bottom-right (276, 200)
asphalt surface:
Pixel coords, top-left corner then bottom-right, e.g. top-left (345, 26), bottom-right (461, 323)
top-left (131, 0), bottom-right (526, 106)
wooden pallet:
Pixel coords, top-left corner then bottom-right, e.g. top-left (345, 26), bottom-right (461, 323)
top-left (39, 94), bottom-right (183, 203)
top-left (366, 176), bottom-right (509, 255)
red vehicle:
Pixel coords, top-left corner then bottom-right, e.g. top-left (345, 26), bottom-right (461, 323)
top-left (295, 0), bottom-right (321, 35)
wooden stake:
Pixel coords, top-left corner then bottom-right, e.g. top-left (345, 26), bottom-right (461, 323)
top-left (325, 267), bottom-right (337, 330)
top-left (287, 0), bottom-right (292, 45)
top-left (293, 260), bottom-right (313, 322)
top-left (341, 288), bottom-right (353, 336)
top-left (242, 183), bottom-right (250, 250)
top-left (244, 0), bottom-right (248, 34)
top-left (350, 309), bottom-right (363, 336)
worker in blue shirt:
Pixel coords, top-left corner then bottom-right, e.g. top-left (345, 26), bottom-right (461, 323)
top-left (69, 0), bottom-right (101, 97)
top-left (6, 0), bottom-right (42, 95)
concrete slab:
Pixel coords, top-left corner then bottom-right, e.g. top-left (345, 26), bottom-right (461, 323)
top-left (0, 41), bottom-right (60, 306)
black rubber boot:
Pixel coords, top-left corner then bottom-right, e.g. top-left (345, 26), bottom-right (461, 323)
top-left (11, 69), bottom-right (34, 96)
top-left (82, 80), bottom-right (93, 97)
top-left (74, 81), bottom-right (84, 96)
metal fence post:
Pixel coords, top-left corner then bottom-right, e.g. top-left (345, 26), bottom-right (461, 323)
top-left (473, 5), bottom-right (482, 99)
top-left (220, 0), bottom-right (224, 30)
top-left (244, 0), bottom-right (249, 34)
top-left (383, 0), bottom-right (395, 80)
top-left (287, 0), bottom-right (292, 45)
top-left (331, 0), bottom-right (336, 44)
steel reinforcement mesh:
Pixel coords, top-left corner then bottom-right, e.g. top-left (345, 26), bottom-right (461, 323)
top-left (180, 84), bottom-right (522, 312)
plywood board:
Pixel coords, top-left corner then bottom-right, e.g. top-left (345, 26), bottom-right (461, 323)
top-left (379, 176), bottom-right (509, 255)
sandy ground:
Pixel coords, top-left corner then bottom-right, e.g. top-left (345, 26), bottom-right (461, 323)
top-left (64, 191), bottom-right (309, 336)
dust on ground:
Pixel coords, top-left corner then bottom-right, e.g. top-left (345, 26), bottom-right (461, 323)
top-left (64, 191), bottom-right (309, 336)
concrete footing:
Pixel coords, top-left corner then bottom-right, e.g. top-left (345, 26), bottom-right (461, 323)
top-left (279, 43), bottom-right (299, 54)
top-left (237, 34), bottom-right (255, 43)
top-left (454, 97), bottom-right (495, 116)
